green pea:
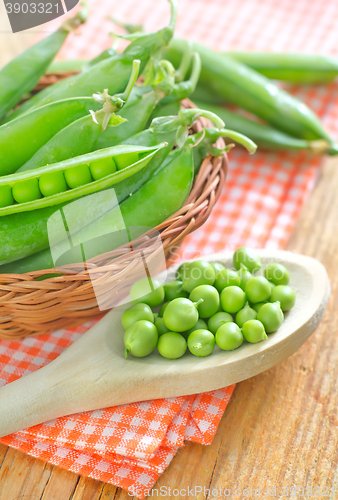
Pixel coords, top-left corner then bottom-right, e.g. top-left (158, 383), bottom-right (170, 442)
top-left (270, 285), bottom-right (296, 311)
top-left (215, 322), bottom-right (243, 350)
top-left (159, 301), bottom-right (169, 317)
top-left (124, 320), bottom-right (158, 358)
top-left (242, 320), bottom-right (267, 343)
top-left (252, 301), bottom-right (268, 313)
top-left (187, 329), bottom-right (215, 357)
top-left (189, 285), bottom-right (220, 318)
top-left (0, 185), bottom-right (14, 207)
top-left (235, 303), bottom-right (257, 328)
top-left (158, 332), bottom-right (187, 359)
top-left (115, 152), bottom-right (140, 170)
top-left (214, 268), bottom-right (241, 293)
top-left (212, 262), bottom-right (225, 274)
top-left (90, 156), bottom-right (117, 180)
top-left (130, 277), bottom-right (165, 308)
top-left (257, 302), bottom-right (284, 333)
top-left (39, 171), bottom-right (68, 197)
top-left (237, 264), bottom-right (252, 291)
top-left (121, 303), bottom-right (154, 330)
top-left (64, 165), bottom-right (92, 189)
top-left (164, 280), bottom-right (189, 301)
top-left (181, 319), bottom-right (208, 340)
top-left (163, 297), bottom-right (199, 332)
top-left (12, 178), bottom-right (41, 203)
top-left (245, 276), bottom-right (271, 303)
top-left (233, 247), bottom-right (261, 273)
top-left (153, 312), bottom-right (159, 321)
top-left (175, 261), bottom-right (190, 280)
top-left (264, 263), bottom-right (290, 286)
top-left (220, 285), bottom-right (246, 314)
top-left (181, 260), bottom-right (216, 293)
top-left (207, 312), bottom-right (233, 335)
top-left (154, 317), bottom-right (170, 337)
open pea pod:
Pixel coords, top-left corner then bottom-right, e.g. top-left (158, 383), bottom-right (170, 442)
top-left (0, 143), bottom-right (167, 216)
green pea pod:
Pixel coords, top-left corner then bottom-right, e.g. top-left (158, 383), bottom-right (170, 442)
top-left (0, 4), bottom-right (87, 122)
top-left (6, 0), bottom-right (177, 122)
top-left (18, 61), bottom-right (141, 172)
top-left (0, 143), bottom-right (166, 266)
top-left (0, 143), bottom-right (166, 216)
top-left (117, 106), bottom-right (224, 197)
top-left (164, 39), bottom-right (333, 143)
top-left (194, 100), bottom-right (337, 155)
top-left (226, 52), bottom-right (338, 84)
top-left (1, 141), bottom-right (194, 274)
top-left (0, 97), bottom-right (102, 176)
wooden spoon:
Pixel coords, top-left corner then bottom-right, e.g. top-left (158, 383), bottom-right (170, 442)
top-left (0, 250), bottom-right (330, 438)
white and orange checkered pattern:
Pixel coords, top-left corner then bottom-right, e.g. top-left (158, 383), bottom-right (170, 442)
top-left (1, 0), bottom-right (338, 497)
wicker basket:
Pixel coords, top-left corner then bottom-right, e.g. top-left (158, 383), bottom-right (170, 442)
top-left (0, 77), bottom-right (228, 340)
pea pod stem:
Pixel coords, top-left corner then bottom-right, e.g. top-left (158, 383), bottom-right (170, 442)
top-left (174, 40), bottom-right (193, 82)
top-left (60, 1), bottom-right (88, 31)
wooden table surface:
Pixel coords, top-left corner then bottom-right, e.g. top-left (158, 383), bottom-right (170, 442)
top-left (1, 31), bottom-right (338, 500)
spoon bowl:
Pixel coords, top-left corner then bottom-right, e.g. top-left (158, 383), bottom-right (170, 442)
top-left (0, 249), bottom-right (330, 437)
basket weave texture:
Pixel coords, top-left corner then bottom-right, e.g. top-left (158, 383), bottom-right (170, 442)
top-left (0, 83), bottom-right (228, 340)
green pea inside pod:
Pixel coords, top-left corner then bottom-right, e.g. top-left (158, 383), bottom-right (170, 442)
top-left (187, 329), bottom-right (216, 357)
top-left (124, 320), bottom-right (158, 358)
top-left (264, 263), bottom-right (290, 286)
top-left (251, 301), bottom-right (268, 313)
top-left (220, 285), bottom-right (246, 314)
top-left (233, 247), bottom-right (261, 274)
top-left (245, 276), bottom-right (271, 303)
top-left (163, 297), bottom-right (202, 332)
top-left (89, 156), bottom-right (117, 180)
top-left (235, 303), bottom-right (257, 328)
top-left (181, 319), bottom-right (208, 340)
top-left (0, 185), bottom-right (14, 208)
top-left (159, 301), bottom-right (170, 317)
top-left (64, 164), bottom-right (92, 189)
top-left (215, 322), bottom-right (243, 350)
top-left (39, 171), bottom-right (68, 197)
top-left (130, 277), bottom-right (165, 308)
top-left (207, 312), bottom-right (233, 335)
top-left (154, 317), bottom-right (170, 337)
top-left (164, 280), bottom-right (189, 301)
top-left (214, 268), bottom-right (241, 293)
top-left (181, 260), bottom-right (216, 293)
top-left (212, 262), bottom-right (225, 274)
top-left (189, 285), bottom-right (220, 318)
top-left (12, 178), bottom-right (41, 203)
top-left (158, 332), bottom-right (187, 359)
top-left (237, 264), bottom-right (252, 291)
top-left (242, 320), bottom-right (267, 343)
top-left (115, 151), bottom-right (140, 170)
top-left (270, 285), bottom-right (296, 311)
top-left (121, 303), bottom-right (154, 330)
top-left (257, 302), bottom-right (284, 333)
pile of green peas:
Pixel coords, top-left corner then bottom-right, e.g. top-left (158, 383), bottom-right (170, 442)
top-left (0, 152), bottom-right (140, 208)
top-left (122, 246), bottom-right (296, 360)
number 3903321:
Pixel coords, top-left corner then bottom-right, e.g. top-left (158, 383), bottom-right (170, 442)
top-left (5, 3), bottom-right (59, 14)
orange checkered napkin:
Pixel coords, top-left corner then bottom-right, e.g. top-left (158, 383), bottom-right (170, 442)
top-left (1, 0), bottom-right (338, 497)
